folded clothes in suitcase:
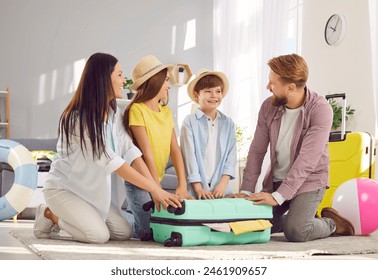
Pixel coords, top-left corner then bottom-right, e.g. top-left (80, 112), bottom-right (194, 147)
top-left (149, 198), bottom-right (272, 247)
top-left (318, 93), bottom-right (376, 215)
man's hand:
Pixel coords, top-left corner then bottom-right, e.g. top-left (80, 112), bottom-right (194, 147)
top-left (246, 192), bottom-right (278, 206)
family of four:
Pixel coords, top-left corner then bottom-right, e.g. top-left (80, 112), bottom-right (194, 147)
top-left (33, 52), bottom-right (355, 244)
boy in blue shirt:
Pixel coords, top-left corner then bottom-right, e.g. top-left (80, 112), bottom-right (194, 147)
top-left (180, 69), bottom-right (237, 199)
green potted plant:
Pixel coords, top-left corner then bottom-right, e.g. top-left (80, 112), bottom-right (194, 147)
top-left (235, 125), bottom-right (252, 161)
top-left (123, 77), bottom-right (135, 100)
top-left (328, 98), bottom-right (355, 130)
top-left (235, 125), bottom-right (252, 188)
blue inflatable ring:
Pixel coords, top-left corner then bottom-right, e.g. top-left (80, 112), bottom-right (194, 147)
top-left (0, 139), bottom-right (38, 220)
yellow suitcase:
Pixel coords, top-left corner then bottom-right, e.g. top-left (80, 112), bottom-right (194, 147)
top-left (318, 94), bottom-right (376, 215)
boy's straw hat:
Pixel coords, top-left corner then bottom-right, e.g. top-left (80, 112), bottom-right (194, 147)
top-left (187, 68), bottom-right (229, 102)
top-left (130, 55), bottom-right (174, 90)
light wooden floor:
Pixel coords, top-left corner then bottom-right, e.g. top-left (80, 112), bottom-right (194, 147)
top-left (0, 219), bottom-right (40, 260)
top-left (1, 218), bottom-right (378, 260)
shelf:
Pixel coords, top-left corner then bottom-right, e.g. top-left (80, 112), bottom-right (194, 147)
top-left (0, 88), bottom-right (10, 138)
top-left (171, 64), bottom-right (193, 85)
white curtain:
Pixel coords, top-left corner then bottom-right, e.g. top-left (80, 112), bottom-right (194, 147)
top-left (213, 0), bottom-right (291, 137)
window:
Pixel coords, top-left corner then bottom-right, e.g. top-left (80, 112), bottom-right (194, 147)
top-left (287, 0), bottom-right (303, 54)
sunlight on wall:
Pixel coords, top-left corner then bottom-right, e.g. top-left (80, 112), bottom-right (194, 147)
top-left (175, 19), bottom-right (197, 132)
top-left (184, 19), bottom-right (196, 50)
top-left (37, 58), bottom-right (86, 106)
top-left (63, 64), bottom-right (73, 95)
top-left (171, 25), bottom-right (177, 55)
top-left (177, 85), bottom-right (193, 133)
top-left (69, 58), bottom-right (86, 93)
top-left (50, 69), bottom-right (58, 100)
top-left (38, 73), bottom-right (47, 105)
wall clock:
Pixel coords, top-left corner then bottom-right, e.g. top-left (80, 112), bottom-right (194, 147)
top-left (324, 14), bottom-right (347, 46)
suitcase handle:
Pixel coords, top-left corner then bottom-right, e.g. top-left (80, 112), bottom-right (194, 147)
top-left (142, 200), bottom-right (154, 212)
top-left (167, 201), bottom-right (186, 215)
top-left (325, 93), bottom-right (346, 100)
top-left (142, 200), bottom-right (186, 215)
top-left (325, 93), bottom-right (346, 141)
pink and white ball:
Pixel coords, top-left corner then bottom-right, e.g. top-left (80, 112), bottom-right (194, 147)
top-left (332, 178), bottom-right (378, 235)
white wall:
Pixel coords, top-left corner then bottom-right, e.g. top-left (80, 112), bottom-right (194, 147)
top-left (302, 0), bottom-right (375, 135)
top-left (1, 0), bottom-right (377, 138)
top-left (0, 0), bottom-right (213, 138)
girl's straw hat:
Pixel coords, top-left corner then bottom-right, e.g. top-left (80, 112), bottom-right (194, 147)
top-left (130, 55), bottom-right (174, 90)
top-left (187, 68), bottom-right (229, 102)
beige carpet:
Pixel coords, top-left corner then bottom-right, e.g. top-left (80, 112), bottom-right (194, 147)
top-left (10, 229), bottom-right (378, 260)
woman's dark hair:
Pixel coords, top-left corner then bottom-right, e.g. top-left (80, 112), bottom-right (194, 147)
top-left (58, 52), bottom-right (118, 159)
top-left (122, 68), bottom-right (168, 142)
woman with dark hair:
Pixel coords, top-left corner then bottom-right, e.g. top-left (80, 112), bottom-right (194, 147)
top-left (122, 55), bottom-right (190, 240)
top-left (33, 52), bottom-right (181, 244)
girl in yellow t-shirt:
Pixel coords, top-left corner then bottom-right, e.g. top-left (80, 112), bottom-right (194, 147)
top-left (122, 55), bottom-right (190, 238)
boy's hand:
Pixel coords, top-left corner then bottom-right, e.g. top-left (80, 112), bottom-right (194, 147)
top-left (193, 183), bottom-right (214, 199)
top-left (212, 184), bottom-right (227, 198)
top-left (196, 189), bottom-right (215, 200)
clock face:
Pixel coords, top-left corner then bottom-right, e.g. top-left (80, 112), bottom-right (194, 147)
top-left (324, 14), bottom-right (347, 46)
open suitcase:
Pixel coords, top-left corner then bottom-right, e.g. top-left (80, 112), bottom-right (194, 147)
top-left (148, 198), bottom-right (272, 247)
top-left (318, 93), bottom-right (376, 214)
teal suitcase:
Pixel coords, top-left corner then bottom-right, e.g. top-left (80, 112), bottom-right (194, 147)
top-left (149, 198), bottom-right (272, 247)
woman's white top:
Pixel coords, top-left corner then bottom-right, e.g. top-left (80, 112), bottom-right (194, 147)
top-left (44, 107), bottom-right (142, 220)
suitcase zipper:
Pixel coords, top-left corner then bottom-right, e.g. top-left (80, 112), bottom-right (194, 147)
top-left (150, 217), bottom-right (269, 226)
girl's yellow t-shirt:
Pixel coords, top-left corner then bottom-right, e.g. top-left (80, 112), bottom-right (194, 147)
top-left (129, 102), bottom-right (174, 181)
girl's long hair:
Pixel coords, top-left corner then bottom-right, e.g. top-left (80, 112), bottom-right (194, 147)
top-left (58, 52), bottom-right (118, 159)
top-left (122, 68), bottom-right (168, 143)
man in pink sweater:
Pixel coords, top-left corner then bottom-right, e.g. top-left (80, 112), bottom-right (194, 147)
top-left (237, 54), bottom-right (354, 242)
